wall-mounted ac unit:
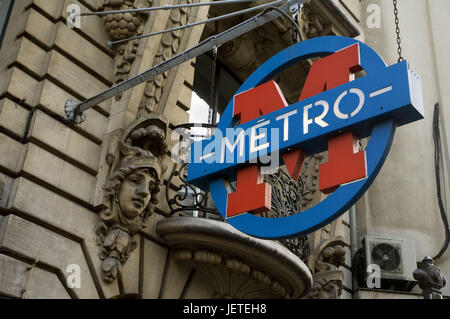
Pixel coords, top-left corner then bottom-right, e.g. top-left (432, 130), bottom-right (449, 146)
top-left (364, 236), bottom-right (417, 282)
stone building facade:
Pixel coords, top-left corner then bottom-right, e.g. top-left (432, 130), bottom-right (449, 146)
top-left (0, 0), bottom-right (448, 299)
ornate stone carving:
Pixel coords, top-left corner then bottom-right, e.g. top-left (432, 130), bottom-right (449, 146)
top-left (96, 114), bottom-right (167, 283)
top-left (174, 249), bottom-right (288, 298)
top-left (137, 0), bottom-right (192, 116)
top-left (157, 217), bottom-right (313, 299)
top-left (102, 0), bottom-right (152, 40)
top-left (300, 153), bottom-right (324, 210)
top-left (300, 3), bottom-right (331, 39)
top-left (305, 268), bottom-right (344, 299)
top-left (220, 35), bottom-right (258, 81)
top-left (314, 243), bottom-right (346, 273)
top-left (281, 236), bottom-right (310, 264)
top-left (101, 0), bottom-right (153, 97)
top-left (304, 240), bottom-right (346, 299)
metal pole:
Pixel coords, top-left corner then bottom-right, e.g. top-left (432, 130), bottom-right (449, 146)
top-left (108, 0), bottom-right (285, 47)
top-left (64, 0), bottom-right (305, 125)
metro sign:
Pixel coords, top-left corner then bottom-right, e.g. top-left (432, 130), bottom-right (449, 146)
top-left (187, 36), bottom-right (423, 239)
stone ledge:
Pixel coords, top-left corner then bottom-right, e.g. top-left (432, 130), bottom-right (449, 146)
top-left (156, 217), bottom-right (313, 298)
top-left (353, 288), bottom-right (423, 299)
top-left (0, 254), bottom-right (70, 299)
top-left (0, 214), bottom-right (99, 298)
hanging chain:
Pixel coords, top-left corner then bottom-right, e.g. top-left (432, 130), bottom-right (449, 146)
top-left (393, 0), bottom-right (404, 62)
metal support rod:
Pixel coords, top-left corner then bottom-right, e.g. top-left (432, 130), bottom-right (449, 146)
top-left (78, 0), bottom-right (261, 16)
top-left (65, 0), bottom-right (306, 125)
top-left (108, 0), bottom-right (285, 47)
top-left (21, 250), bottom-right (41, 299)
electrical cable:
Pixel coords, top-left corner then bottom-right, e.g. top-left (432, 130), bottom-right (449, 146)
top-left (260, 5), bottom-right (303, 42)
top-left (432, 102), bottom-right (450, 261)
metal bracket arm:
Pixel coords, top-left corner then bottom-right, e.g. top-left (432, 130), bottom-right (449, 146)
top-left (64, 0), bottom-right (308, 125)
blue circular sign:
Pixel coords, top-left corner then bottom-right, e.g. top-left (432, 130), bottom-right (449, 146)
top-left (208, 36), bottom-right (397, 239)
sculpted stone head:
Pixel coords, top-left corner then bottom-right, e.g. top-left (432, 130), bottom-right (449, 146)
top-left (118, 168), bottom-right (155, 219)
top-left (97, 160), bottom-right (162, 283)
top-left (96, 114), bottom-right (167, 283)
top-left (101, 157), bottom-right (162, 235)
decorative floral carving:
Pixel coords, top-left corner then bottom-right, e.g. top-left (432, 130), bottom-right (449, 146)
top-left (314, 243), bottom-right (346, 273)
top-left (101, 0), bottom-right (153, 98)
top-left (300, 3), bottom-right (330, 39)
top-left (300, 154), bottom-right (323, 209)
top-left (137, 0), bottom-right (192, 116)
top-left (281, 236), bottom-right (310, 264)
top-left (96, 114), bottom-right (167, 283)
top-left (304, 270), bottom-right (344, 299)
top-left (220, 35), bottom-right (257, 79)
top-left (304, 241), bottom-right (346, 299)
top-left (259, 2), bottom-right (331, 44)
top-left (112, 40), bottom-right (140, 97)
top-left (102, 0), bottom-right (152, 40)
top-left (174, 249), bottom-right (288, 298)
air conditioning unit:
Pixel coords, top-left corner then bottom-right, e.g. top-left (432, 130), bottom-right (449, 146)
top-left (364, 235), bottom-right (417, 282)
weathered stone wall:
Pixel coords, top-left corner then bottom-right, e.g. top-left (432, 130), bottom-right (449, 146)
top-left (0, 0), bottom-right (211, 299)
top-left (0, 0), bottom-right (363, 299)
top-left (0, 0), bottom-right (110, 299)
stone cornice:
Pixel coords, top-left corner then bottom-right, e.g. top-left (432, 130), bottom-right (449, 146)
top-left (157, 216), bottom-right (313, 298)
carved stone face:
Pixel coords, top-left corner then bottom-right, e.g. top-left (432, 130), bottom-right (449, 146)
top-left (118, 168), bottom-right (155, 219)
